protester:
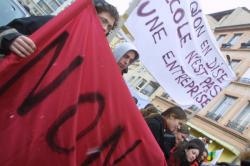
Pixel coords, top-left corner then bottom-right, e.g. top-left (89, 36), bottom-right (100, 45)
top-left (240, 149), bottom-right (250, 166)
top-left (168, 138), bottom-right (205, 166)
top-left (144, 103), bottom-right (154, 109)
top-left (112, 42), bottom-right (139, 74)
top-left (191, 148), bottom-right (208, 166)
top-left (145, 106), bottom-right (187, 160)
top-left (0, 0), bottom-right (119, 58)
top-left (175, 124), bottom-right (190, 145)
top-left (197, 148), bottom-right (208, 166)
top-left (164, 124), bottom-right (190, 160)
top-left (140, 104), bottom-right (159, 117)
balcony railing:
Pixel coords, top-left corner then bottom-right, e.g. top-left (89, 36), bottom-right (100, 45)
top-left (239, 77), bottom-right (250, 85)
top-left (227, 120), bottom-right (246, 133)
top-left (161, 92), bottom-right (169, 98)
top-left (205, 112), bottom-right (221, 121)
top-left (188, 105), bottom-right (199, 112)
top-left (240, 42), bottom-right (250, 48)
top-left (221, 43), bottom-right (232, 48)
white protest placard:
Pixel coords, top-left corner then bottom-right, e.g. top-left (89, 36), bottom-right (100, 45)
top-left (210, 149), bottom-right (224, 165)
top-left (125, 0), bottom-right (236, 108)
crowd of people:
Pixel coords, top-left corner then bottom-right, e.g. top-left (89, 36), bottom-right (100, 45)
top-left (140, 104), bottom-right (250, 166)
top-left (141, 105), bottom-right (207, 166)
top-left (0, 0), bottom-right (249, 165)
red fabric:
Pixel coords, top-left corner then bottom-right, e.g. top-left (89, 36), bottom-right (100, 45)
top-left (0, 0), bottom-right (166, 165)
top-left (168, 147), bottom-right (180, 166)
top-left (190, 161), bottom-right (199, 166)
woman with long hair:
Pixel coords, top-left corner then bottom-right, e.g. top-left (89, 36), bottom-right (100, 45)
top-left (168, 139), bottom-right (205, 166)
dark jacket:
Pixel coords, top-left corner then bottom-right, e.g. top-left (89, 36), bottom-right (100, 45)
top-left (0, 15), bottom-right (54, 55)
top-left (241, 160), bottom-right (250, 166)
top-left (168, 146), bottom-right (191, 166)
top-left (164, 132), bottom-right (176, 159)
top-left (145, 114), bottom-right (174, 160)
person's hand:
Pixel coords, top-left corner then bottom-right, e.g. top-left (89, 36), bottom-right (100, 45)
top-left (9, 35), bottom-right (36, 58)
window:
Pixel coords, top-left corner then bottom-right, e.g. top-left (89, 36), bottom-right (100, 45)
top-left (57, 0), bottom-right (66, 4)
top-left (188, 105), bottom-right (200, 112)
top-left (222, 33), bottom-right (242, 48)
top-left (230, 60), bottom-right (240, 70)
top-left (46, 0), bottom-right (59, 10)
top-left (137, 67), bottom-right (145, 73)
top-left (216, 34), bottom-right (226, 46)
top-left (38, 0), bottom-right (53, 14)
top-left (241, 40), bottom-right (250, 48)
top-left (140, 81), bottom-right (159, 96)
top-left (206, 95), bottom-right (237, 121)
top-left (239, 68), bottom-right (250, 84)
top-left (161, 92), bottom-right (169, 98)
top-left (136, 79), bottom-right (147, 90)
top-left (227, 102), bottom-right (250, 132)
top-left (132, 76), bottom-right (141, 86)
top-left (128, 76), bottom-right (135, 83)
top-left (0, 0), bottom-right (30, 26)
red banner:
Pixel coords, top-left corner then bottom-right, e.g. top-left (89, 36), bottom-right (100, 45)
top-left (0, 0), bottom-right (166, 165)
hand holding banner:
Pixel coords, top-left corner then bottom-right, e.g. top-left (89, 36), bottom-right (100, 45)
top-left (0, 0), bottom-right (166, 165)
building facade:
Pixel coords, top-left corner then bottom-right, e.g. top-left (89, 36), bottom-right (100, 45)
top-left (122, 7), bottom-right (250, 163)
top-left (18, 0), bottom-right (74, 15)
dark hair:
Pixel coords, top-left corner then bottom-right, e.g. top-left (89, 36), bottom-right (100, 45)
top-left (178, 124), bottom-right (190, 135)
top-left (241, 149), bottom-right (250, 166)
top-left (121, 67), bottom-right (128, 75)
top-left (144, 103), bottom-right (154, 109)
top-left (173, 141), bottom-right (201, 165)
top-left (93, 0), bottom-right (119, 30)
top-left (198, 148), bottom-right (208, 164)
top-left (189, 139), bottom-right (205, 159)
top-left (216, 162), bottom-right (236, 166)
top-left (162, 106), bottom-right (187, 120)
top-left (140, 105), bottom-right (159, 118)
top-left (241, 160), bottom-right (250, 166)
top-left (131, 50), bottom-right (139, 62)
top-left (132, 96), bottom-right (138, 104)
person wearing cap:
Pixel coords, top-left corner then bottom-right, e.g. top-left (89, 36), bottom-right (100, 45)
top-left (0, 0), bottom-right (119, 58)
top-left (112, 42), bottom-right (139, 74)
top-left (145, 106), bottom-right (187, 160)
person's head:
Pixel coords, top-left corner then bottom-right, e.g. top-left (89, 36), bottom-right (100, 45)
top-left (185, 142), bottom-right (200, 163)
top-left (140, 105), bottom-right (159, 117)
top-left (240, 148), bottom-right (250, 166)
top-left (201, 137), bottom-right (209, 144)
top-left (173, 140), bottom-right (203, 164)
top-left (161, 106), bottom-right (187, 132)
top-left (113, 42), bottom-right (139, 71)
top-left (189, 138), bottom-right (205, 160)
top-left (93, 0), bottom-right (119, 35)
top-left (175, 124), bottom-right (190, 144)
top-left (144, 103), bottom-right (154, 109)
top-left (199, 149), bottom-right (208, 163)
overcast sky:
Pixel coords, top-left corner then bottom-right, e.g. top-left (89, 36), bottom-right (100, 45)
top-left (106, 0), bottom-right (250, 15)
